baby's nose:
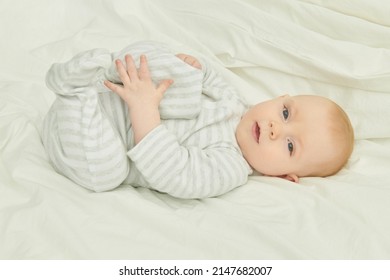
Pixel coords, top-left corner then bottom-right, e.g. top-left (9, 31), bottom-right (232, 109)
top-left (269, 121), bottom-right (280, 140)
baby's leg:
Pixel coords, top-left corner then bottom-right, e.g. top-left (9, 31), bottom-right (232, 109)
top-left (42, 49), bottom-right (129, 192)
top-left (43, 92), bottom-right (129, 192)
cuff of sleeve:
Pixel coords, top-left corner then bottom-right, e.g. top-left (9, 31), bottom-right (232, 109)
top-left (127, 125), bottom-right (177, 168)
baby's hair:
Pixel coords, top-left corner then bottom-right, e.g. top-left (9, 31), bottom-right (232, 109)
top-left (311, 98), bottom-right (354, 177)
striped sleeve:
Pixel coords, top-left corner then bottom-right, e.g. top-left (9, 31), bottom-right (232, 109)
top-left (127, 125), bottom-right (249, 199)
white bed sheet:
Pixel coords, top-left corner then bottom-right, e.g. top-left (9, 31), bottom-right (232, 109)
top-left (1, 0), bottom-right (390, 259)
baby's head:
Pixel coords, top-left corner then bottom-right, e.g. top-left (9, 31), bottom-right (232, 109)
top-left (236, 95), bottom-right (354, 182)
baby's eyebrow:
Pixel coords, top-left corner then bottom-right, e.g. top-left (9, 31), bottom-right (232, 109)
top-left (287, 98), bottom-right (296, 111)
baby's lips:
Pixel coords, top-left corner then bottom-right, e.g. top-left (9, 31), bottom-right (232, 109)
top-left (252, 122), bottom-right (260, 143)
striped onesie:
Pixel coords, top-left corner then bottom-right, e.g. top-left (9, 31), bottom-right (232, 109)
top-left (42, 41), bottom-right (252, 199)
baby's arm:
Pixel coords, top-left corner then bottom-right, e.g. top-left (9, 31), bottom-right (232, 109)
top-left (129, 129), bottom-right (250, 199)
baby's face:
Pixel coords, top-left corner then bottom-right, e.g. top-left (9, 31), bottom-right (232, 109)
top-left (236, 95), bottom-right (338, 181)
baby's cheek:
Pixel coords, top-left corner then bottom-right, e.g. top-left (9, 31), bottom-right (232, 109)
top-left (258, 148), bottom-right (287, 174)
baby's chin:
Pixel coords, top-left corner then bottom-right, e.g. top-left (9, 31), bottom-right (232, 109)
top-left (249, 169), bottom-right (262, 176)
top-left (250, 166), bottom-right (278, 177)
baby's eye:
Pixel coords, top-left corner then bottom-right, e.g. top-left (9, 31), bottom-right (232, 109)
top-left (283, 106), bottom-right (289, 120)
top-left (287, 139), bottom-right (294, 156)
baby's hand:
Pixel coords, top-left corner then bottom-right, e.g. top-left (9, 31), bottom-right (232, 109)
top-left (104, 55), bottom-right (173, 144)
top-left (176, 53), bottom-right (202, 70)
top-left (104, 55), bottom-right (173, 110)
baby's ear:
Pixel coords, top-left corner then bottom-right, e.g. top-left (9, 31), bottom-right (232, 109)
top-left (277, 174), bottom-right (299, 183)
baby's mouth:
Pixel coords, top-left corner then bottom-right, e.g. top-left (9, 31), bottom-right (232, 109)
top-left (252, 122), bottom-right (260, 143)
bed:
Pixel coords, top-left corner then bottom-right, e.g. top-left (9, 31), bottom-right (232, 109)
top-left (1, 0), bottom-right (390, 259)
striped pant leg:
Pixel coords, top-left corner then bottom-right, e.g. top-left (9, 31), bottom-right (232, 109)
top-left (42, 88), bottom-right (129, 192)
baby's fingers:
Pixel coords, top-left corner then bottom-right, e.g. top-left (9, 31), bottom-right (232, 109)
top-left (138, 55), bottom-right (151, 81)
top-left (115, 59), bottom-right (131, 86)
top-left (124, 55), bottom-right (139, 82)
top-left (175, 53), bottom-right (202, 70)
top-left (104, 80), bottom-right (125, 99)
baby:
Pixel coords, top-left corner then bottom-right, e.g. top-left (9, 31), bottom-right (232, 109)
top-left (42, 41), bottom-right (354, 199)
